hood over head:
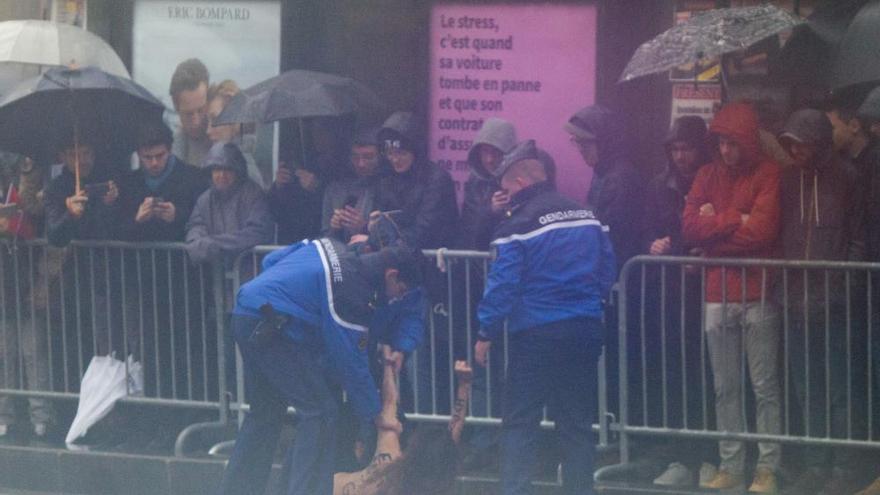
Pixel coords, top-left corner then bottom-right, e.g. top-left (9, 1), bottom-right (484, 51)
top-left (564, 104), bottom-right (629, 170)
top-left (378, 111), bottom-right (423, 157)
top-left (708, 102), bottom-right (763, 168)
top-left (467, 118), bottom-right (518, 179)
top-left (778, 108), bottom-right (834, 169)
top-left (203, 141), bottom-right (247, 178)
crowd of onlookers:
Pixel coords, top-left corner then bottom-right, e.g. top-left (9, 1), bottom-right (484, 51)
top-left (3, 54), bottom-right (880, 493)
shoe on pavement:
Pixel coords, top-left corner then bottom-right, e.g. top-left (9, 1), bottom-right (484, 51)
top-left (699, 462), bottom-right (718, 486)
top-left (653, 462), bottom-right (694, 486)
top-left (748, 467), bottom-right (778, 493)
top-left (855, 476), bottom-right (880, 495)
top-left (701, 469), bottom-right (744, 490)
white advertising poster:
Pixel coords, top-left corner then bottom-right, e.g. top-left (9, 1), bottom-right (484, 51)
top-left (132, 0), bottom-right (281, 179)
top-left (132, 0), bottom-right (280, 111)
top-left (670, 83), bottom-right (722, 126)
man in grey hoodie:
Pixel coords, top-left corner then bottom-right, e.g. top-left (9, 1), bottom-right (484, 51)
top-left (459, 117), bottom-right (517, 251)
top-left (185, 142), bottom-right (275, 266)
top-left (777, 109), bottom-right (866, 495)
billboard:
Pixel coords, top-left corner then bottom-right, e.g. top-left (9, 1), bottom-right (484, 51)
top-left (429, 4), bottom-right (598, 203)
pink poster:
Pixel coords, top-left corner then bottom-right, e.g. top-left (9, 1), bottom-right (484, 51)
top-left (429, 4), bottom-right (598, 203)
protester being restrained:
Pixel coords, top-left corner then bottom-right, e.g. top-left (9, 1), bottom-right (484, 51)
top-left (218, 231), bottom-right (422, 495)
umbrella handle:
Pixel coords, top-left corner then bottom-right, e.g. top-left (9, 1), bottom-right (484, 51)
top-left (74, 123), bottom-right (81, 195)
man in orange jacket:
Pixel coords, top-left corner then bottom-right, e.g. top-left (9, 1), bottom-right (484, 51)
top-left (682, 102), bottom-right (782, 493)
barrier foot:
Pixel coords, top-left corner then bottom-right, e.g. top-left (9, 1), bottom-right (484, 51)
top-left (174, 421), bottom-right (236, 458)
top-left (594, 461), bottom-right (644, 483)
top-left (208, 439), bottom-right (236, 457)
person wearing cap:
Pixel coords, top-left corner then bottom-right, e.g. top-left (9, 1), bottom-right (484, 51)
top-left (321, 127), bottom-right (382, 242)
top-left (775, 109), bottom-right (866, 495)
top-left (475, 140), bottom-right (615, 495)
top-left (681, 102), bottom-right (782, 493)
top-left (376, 111), bottom-right (458, 251)
top-left (118, 120), bottom-right (207, 243)
top-left (564, 104), bottom-right (644, 269)
top-left (218, 232), bottom-right (421, 495)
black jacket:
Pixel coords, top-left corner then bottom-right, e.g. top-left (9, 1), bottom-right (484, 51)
top-left (579, 107), bottom-right (645, 267)
top-left (117, 156), bottom-right (208, 242)
top-left (45, 166), bottom-right (119, 247)
top-left (376, 112), bottom-right (458, 249)
top-left (855, 140), bottom-right (880, 263)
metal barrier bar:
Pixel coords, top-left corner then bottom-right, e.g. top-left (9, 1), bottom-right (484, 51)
top-left (598, 254), bottom-right (880, 484)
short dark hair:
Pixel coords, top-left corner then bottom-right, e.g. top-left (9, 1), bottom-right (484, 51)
top-left (135, 121), bottom-right (173, 150)
top-left (169, 58), bottom-right (209, 105)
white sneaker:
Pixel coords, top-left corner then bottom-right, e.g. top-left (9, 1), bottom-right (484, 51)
top-left (0, 424), bottom-right (7, 436)
top-left (698, 462), bottom-right (719, 487)
top-left (653, 462), bottom-right (694, 486)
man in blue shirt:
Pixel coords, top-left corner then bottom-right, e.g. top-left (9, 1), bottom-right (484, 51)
top-left (218, 234), bottom-right (421, 495)
top-left (475, 140), bottom-right (616, 495)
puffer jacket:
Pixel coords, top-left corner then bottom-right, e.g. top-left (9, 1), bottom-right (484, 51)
top-left (682, 102), bottom-right (782, 303)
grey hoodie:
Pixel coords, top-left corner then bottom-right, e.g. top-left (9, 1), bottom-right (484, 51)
top-left (458, 118), bottom-right (517, 249)
top-left (778, 109), bottom-right (865, 307)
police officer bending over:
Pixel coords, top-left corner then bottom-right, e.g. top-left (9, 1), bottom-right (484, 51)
top-left (218, 232), bottom-right (421, 495)
top-left (475, 140), bottom-right (616, 495)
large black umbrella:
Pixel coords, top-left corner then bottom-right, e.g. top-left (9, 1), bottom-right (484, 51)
top-left (0, 66), bottom-right (163, 167)
top-left (830, 1), bottom-right (880, 95)
top-left (771, 0), bottom-right (868, 86)
top-left (619, 4), bottom-right (803, 83)
top-left (213, 69), bottom-right (381, 125)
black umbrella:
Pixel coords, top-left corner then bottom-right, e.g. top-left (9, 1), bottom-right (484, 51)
top-left (830, 1), bottom-right (880, 94)
top-left (213, 69), bottom-right (381, 171)
top-left (0, 66), bottom-right (164, 169)
top-left (213, 69), bottom-right (381, 125)
top-left (771, 0), bottom-right (868, 86)
top-left (619, 4), bottom-right (803, 83)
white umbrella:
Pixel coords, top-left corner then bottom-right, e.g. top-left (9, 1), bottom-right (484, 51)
top-left (0, 20), bottom-right (129, 97)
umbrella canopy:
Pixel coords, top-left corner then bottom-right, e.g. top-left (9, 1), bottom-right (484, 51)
top-left (0, 20), bottom-right (129, 99)
top-left (214, 69), bottom-right (382, 125)
top-left (619, 4), bottom-right (803, 82)
top-left (0, 66), bottom-right (163, 165)
top-left (771, 0), bottom-right (868, 86)
top-left (830, 1), bottom-right (880, 93)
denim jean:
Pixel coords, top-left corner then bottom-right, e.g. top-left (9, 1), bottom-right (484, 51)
top-left (501, 317), bottom-right (603, 495)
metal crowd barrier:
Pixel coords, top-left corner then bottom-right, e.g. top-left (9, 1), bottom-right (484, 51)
top-left (597, 255), bottom-right (880, 481)
top-left (0, 239), bottom-right (229, 449)
top-left (230, 246), bottom-right (615, 450)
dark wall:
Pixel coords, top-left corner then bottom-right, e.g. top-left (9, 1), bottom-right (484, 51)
top-left (93, 0), bottom-right (677, 178)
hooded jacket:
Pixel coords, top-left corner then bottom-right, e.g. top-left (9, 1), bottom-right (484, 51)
top-left (778, 109), bottom-right (865, 308)
top-left (643, 116), bottom-right (710, 254)
top-left (376, 112), bottom-right (459, 250)
top-left (184, 179), bottom-right (274, 265)
top-left (682, 103), bottom-right (782, 303)
top-left (575, 106), bottom-right (645, 268)
top-left (458, 118), bottom-right (517, 250)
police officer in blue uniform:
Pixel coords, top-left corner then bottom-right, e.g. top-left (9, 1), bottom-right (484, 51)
top-left (475, 140), bottom-right (616, 495)
top-left (218, 229), bottom-right (421, 495)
